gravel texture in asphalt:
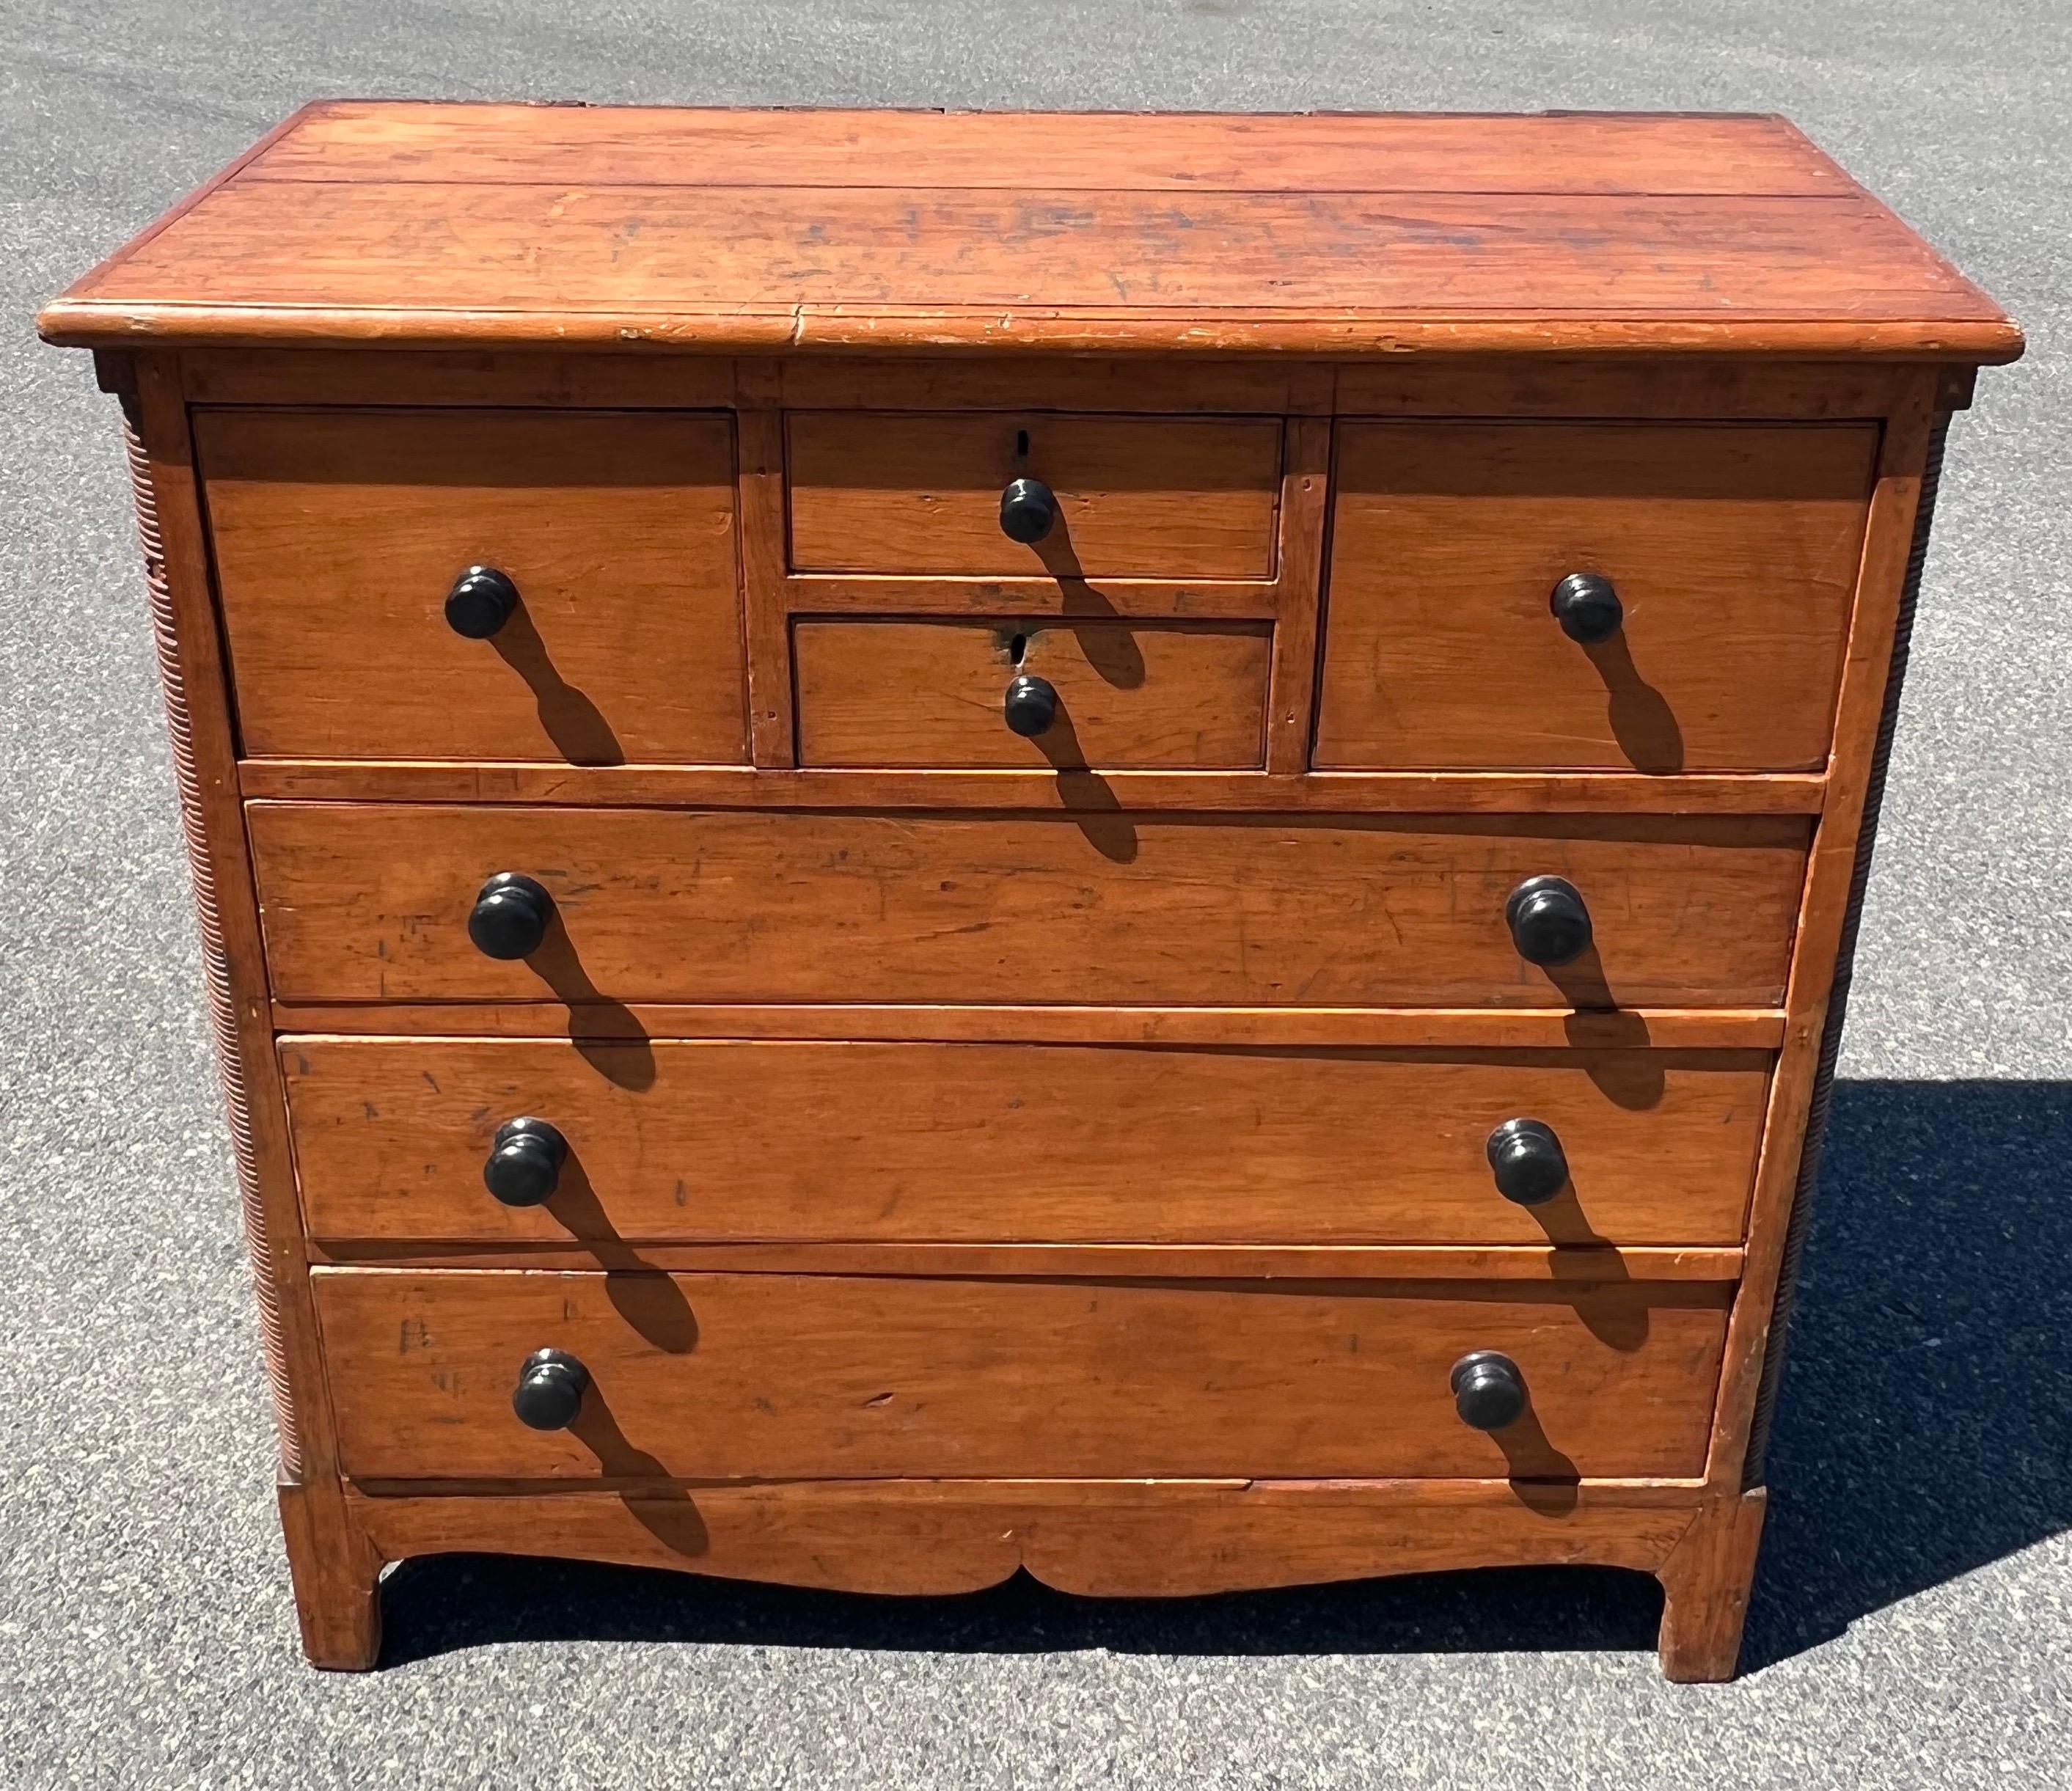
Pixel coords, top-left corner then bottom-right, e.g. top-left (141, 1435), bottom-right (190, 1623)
top-left (1, 3), bottom-right (2067, 1785)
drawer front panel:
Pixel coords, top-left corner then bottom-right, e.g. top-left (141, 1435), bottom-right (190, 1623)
top-left (786, 412), bottom-right (1283, 576)
top-left (248, 804), bottom-right (1809, 1008)
top-left (315, 1269), bottom-right (1729, 1480)
top-left (793, 618), bottom-right (1272, 769)
top-left (284, 1039), bottom-right (1771, 1248)
top-left (197, 407), bottom-right (746, 764)
top-left (1315, 422), bottom-right (1877, 772)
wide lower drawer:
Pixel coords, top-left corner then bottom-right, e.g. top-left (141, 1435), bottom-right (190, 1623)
top-left (282, 1038), bottom-right (1770, 1247)
top-left (315, 1269), bottom-right (1729, 1480)
top-left (246, 805), bottom-right (1808, 1007)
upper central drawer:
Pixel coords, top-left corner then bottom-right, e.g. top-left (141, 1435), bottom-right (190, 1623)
top-left (197, 407), bottom-right (746, 766)
top-left (785, 412), bottom-right (1284, 577)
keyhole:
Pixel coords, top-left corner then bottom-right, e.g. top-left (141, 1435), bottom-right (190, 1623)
top-left (1014, 428), bottom-right (1030, 460)
top-left (1007, 631), bottom-right (1030, 665)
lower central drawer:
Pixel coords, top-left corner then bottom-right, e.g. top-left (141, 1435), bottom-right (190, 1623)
top-left (314, 1269), bottom-right (1728, 1481)
top-left (792, 618), bottom-right (1273, 769)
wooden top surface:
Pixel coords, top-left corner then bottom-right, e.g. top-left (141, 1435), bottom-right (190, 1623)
top-left (40, 101), bottom-right (2020, 359)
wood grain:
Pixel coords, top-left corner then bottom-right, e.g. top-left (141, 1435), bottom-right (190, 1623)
top-left (233, 761), bottom-right (1831, 815)
top-left (786, 414), bottom-right (1282, 579)
top-left (172, 348), bottom-right (1928, 421)
top-left (1266, 413), bottom-right (1330, 774)
top-left (782, 576), bottom-right (1279, 620)
top-left (1330, 358), bottom-right (1932, 421)
top-left (43, 164), bottom-right (2019, 358)
top-left (267, 1003), bottom-right (1789, 1049)
top-left (730, 392), bottom-right (794, 768)
top-left (1704, 374), bottom-right (1946, 1487)
top-left (1656, 1487), bottom-right (1768, 1680)
top-left (131, 359), bottom-right (332, 1484)
top-left (125, 386), bottom-right (299, 1447)
top-left (346, 1477), bottom-right (1702, 1603)
top-left (255, 105), bottom-right (1861, 196)
top-left (1315, 422), bottom-right (1877, 772)
top-left (791, 619), bottom-right (1271, 769)
top-left (245, 804), bottom-right (1811, 1008)
top-left (313, 1268), bottom-right (1731, 1480)
top-left (277, 1479), bottom-right (383, 1671)
top-left (280, 1036), bottom-right (1770, 1248)
top-left (196, 408), bottom-right (746, 764)
top-left (309, 1242), bottom-right (1746, 1280)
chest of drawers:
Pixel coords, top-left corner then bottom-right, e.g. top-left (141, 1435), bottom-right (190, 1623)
top-left (40, 103), bottom-right (2018, 1681)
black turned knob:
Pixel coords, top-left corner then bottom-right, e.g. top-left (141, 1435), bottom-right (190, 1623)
top-left (1486, 1118), bottom-right (1570, 1206)
top-left (468, 871), bottom-right (554, 960)
top-left (999, 477), bottom-right (1058, 545)
top-left (1551, 572), bottom-right (1623, 645)
top-left (1452, 1350), bottom-right (1528, 1432)
top-left (512, 1348), bottom-right (589, 1431)
top-left (484, 1117), bottom-right (568, 1206)
top-left (1003, 673), bottom-right (1059, 739)
top-left (444, 565), bottom-right (519, 640)
top-left (1505, 875), bottom-right (1592, 967)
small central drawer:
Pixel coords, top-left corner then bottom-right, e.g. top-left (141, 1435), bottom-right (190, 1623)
top-left (786, 411), bottom-right (1284, 577)
top-left (793, 618), bottom-right (1271, 768)
top-left (315, 1268), bottom-right (1729, 1481)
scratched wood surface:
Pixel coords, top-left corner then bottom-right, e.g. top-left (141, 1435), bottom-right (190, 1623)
top-left (245, 804), bottom-right (1811, 1008)
top-left (280, 1037), bottom-right (1771, 1248)
top-left (234, 761), bottom-right (1830, 814)
top-left (250, 105), bottom-right (1864, 194)
top-left (1315, 422), bottom-right (1878, 772)
top-left (309, 1242), bottom-right (1747, 1279)
top-left (37, 104), bottom-right (2021, 357)
top-left (197, 407), bottom-right (746, 764)
top-left (313, 1267), bottom-right (1730, 1480)
top-left (267, 1003), bottom-right (1790, 1049)
top-left (791, 619), bottom-right (1272, 769)
top-left (171, 349), bottom-right (1946, 419)
top-left (348, 1478), bottom-right (1703, 1600)
top-left (786, 412), bottom-right (1282, 577)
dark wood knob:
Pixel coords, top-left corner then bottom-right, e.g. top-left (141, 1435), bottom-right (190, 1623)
top-left (1452, 1351), bottom-right (1527, 1431)
top-left (999, 477), bottom-right (1058, 544)
top-left (1003, 673), bottom-right (1058, 738)
top-left (468, 871), bottom-right (553, 960)
top-left (483, 1117), bottom-right (566, 1206)
top-left (1505, 875), bottom-right (1592, 967)
top-left (512, 1347), bottom-right (589, 1430)
top-left (444, 565), bottom-right (519, 639)
top-left (1486, 1118), bottom-right (1570, 1205)
top-left (1551, 572), bottom-right (1623, 645)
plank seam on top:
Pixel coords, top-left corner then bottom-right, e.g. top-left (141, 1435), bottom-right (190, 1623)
top-left (227, 179), bottom-right (1881, 201)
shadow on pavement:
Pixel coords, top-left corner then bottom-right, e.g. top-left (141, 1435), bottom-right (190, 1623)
top-left (378, 1080), bottom-right (2072, 1674)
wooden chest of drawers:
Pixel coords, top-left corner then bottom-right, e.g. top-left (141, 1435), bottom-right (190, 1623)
top-left (40, 102), bottom-right (2019, 1681)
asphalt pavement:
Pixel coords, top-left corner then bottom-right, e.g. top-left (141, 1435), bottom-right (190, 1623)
top-left (1, 2), bottom-right (2066, 1785)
